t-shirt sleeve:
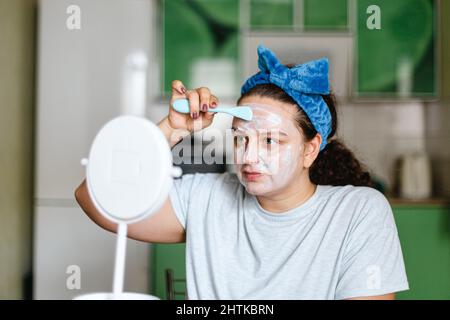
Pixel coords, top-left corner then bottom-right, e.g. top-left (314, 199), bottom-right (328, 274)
top-left (168, 172), bottom-right (220, 229)
top-left (335, 189), bottom-right (409, 300)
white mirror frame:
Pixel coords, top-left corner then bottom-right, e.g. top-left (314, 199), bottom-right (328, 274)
top-left (76, 116), bottom-right (181, 299)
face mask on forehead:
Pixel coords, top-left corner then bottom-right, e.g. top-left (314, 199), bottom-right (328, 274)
top-left (233, 103), bottom-right (304, 196)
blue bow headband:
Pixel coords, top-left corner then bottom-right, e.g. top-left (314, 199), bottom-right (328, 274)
top-left (241, 45), bottom-right (332, 151)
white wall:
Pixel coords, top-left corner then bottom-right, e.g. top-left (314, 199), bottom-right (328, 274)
top-left (34, 0), bottom-right (155, 299)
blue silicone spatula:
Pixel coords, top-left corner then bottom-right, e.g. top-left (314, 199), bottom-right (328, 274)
top-left (172, 99), bottom-right (253, 121)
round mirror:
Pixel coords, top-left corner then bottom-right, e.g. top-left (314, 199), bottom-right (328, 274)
top-left (76, 115), bottom-right (180, 300)
top-left (84, 115), bottom-right (180, 224)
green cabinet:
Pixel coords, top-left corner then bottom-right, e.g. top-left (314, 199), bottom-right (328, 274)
top-left (250, 0), bottom-right (294, 30)
top-left (355, 0), bottom-right (437, 97)
top-left (151, 243), bottom-right (186, 299)
top-left (162, 0), bottom-right (439, 99)
top-left (161, 0), bottom-right (351, 96)
top-left (393, 204), bottom-right (450, 300)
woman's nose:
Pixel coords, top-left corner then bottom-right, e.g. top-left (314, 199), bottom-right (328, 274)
top-left (243, 137), bottom-right (259, 164)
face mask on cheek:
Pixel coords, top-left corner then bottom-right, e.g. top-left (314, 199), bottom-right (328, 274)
top-left (235, 144), bottom-right (304, 195)
top-left (232, 104), bottom-right (304, 196)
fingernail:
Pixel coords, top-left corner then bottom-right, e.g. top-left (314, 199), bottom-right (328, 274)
top-left (192, 112), bottom-right (198, 119)
top-left (202, 104), bottom-right (208, 112)
top-left (211, 102), bottom-right (217, 108)
top-left (180, 86), bottom-right (186, 94)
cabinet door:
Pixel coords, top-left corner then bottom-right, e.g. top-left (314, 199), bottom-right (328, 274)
top-left (355, 0), bottom-right (437, 98)
top-left (393, 206), bottom-right (450, 299)
top-left (303, 0), bottom-right (348, 30)
top-left (162, 0), bottom-right (240, 97)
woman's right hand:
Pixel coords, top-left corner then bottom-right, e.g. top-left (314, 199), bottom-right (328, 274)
top-left (168, 80), bottom-right (219, 133)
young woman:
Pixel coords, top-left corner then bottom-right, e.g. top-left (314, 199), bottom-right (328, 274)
top-left (75, 45), bottom-right (408, 300)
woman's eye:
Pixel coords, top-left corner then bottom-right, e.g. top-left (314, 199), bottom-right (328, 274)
top-left (266, 137), bottom-right (277, 145)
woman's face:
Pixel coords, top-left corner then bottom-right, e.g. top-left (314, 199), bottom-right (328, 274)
top-left (232, 96), bottom-right (306, 196)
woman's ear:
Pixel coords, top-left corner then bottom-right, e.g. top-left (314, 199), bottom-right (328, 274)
top-left (303, 133), bottom-right (322, 168)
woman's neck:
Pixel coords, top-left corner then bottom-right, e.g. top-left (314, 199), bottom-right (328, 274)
top-left (256, 174), bottom-right (317, 213)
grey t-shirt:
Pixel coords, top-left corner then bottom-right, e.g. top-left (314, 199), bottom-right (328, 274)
top-left (168, 172), bottom-right (409, 300)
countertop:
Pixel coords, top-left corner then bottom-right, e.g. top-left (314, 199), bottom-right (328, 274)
top-left (388, 197), bottom-right (450, 208)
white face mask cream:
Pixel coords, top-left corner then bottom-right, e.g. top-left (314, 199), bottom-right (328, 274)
top-left (232, 102), bottom-right (304, 196)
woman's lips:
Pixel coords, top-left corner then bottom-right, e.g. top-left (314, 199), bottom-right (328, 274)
top-left (243, 171), bottom-right (263, 182)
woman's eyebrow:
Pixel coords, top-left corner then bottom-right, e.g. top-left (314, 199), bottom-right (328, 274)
top-left (232, 126), bottom-right (288, 136)
top-left (259, 129), bottom-right (288, 136)
top-left (231, 127), bottom-right (246, 133)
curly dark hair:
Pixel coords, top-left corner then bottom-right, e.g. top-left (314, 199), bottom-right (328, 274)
top-left (237, 83), bottom-right (373, 187)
